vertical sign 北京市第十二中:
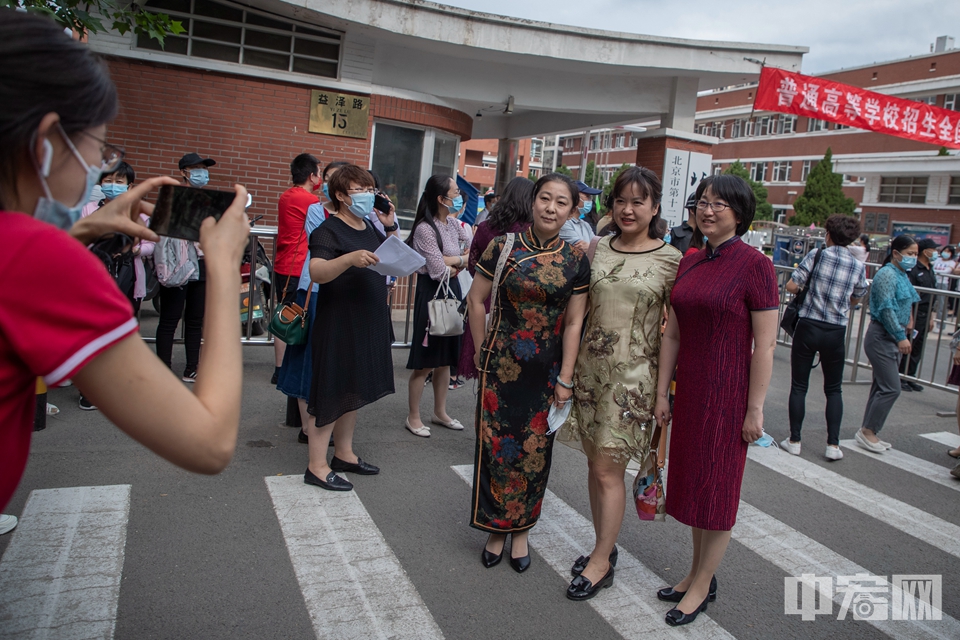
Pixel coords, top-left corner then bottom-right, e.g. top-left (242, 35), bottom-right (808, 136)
top-left (309, 91), bottom-right (370, 139)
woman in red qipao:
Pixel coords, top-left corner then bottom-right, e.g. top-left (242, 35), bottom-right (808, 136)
top-left (653, 174), bottom-right (779, 627)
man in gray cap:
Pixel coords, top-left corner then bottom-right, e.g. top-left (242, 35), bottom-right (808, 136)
top-left (900, 237), bottom-right (939, 391)
top-left (668, 194), bottom-right (699, 254)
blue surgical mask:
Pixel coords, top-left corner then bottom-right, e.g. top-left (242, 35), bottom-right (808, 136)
top-left (347, 192), bottom-right (375, 217)
top-left (578, 200), bottom-right (593, 217)
top-left (188, 168), bottom-right (209, 188)
top-left (322, 183), bottom-right (329, 199)
top-left (101, 183), bottom-right (128, 200)
top-left (446, 195), bottom-right (463, 212)
top-left (752, 431), bottom-right (776, 448)
top-left (899, 255), bottom-right (917, 271)
top-left (930, 251), bottom-right (940, 261)
top-left (33, 124), bottom-right (101, 230)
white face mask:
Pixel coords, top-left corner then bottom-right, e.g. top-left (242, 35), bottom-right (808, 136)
top-left (33, 124), bottom-right (101, 230)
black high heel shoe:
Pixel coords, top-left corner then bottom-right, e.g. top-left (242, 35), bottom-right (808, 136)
top-left (481, 535), bottom-right (503, 568)
top-left (571, 546), bottom-right (618, 577)
top-left (664, 594), bottom-right (710, 626)
top-left (481, 548), bottom-right (502, 568)
top-left (657, 575), bottom-right (717, 603)
top-left (509, 553), bottom-right (530, 573)
top-left (566, 565), bottom-right (614, 601)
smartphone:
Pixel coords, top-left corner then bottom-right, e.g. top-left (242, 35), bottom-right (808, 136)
top-left (150, 185), bottom-right (236, 241)
top-left (374, 191), bottom-right (392, 214)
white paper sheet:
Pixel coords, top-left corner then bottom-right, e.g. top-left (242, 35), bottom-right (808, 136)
top-left (369, 234), bottom-right (426, 277)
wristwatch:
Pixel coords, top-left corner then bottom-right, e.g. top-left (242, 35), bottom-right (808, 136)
top-left (383, 222), bottom-right (399, 232)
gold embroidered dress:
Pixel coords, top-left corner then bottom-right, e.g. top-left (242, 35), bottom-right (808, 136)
top-left (560, 237), bottom-right (681, 462)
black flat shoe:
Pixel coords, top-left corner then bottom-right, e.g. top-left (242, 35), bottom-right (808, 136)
top-left (298, 429), bottom-right (309, 444)
top-left (509, 554), bottom-right (531, 573)
top-left (330, 456), bottom-right (380, 475)
top-left (481, 547), bottom-right (503, 568)
top-left (571, 546), bottom-right (618, 577)
top-left (566, 566), bottom-right (614, 601)
top-left (664, 594), bottom-right (710, 626)
top-left (657, 575), bottom-right (717, 603)
top-left (304, 468), bottom-right (353, 491)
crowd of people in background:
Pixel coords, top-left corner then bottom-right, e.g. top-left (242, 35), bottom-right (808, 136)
top-left (6, 10), bottom-right (960, 628)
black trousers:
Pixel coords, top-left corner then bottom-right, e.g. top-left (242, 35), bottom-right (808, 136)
top-left (155, 261), bottom-right (206, 372)
top-left (789, 318), bottom-right (847, 446)
top-left (898, 316), bottom-right (928, 378)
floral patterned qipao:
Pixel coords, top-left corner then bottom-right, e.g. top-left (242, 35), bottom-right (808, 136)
top-left (560, 238), bottom-right (680, 463)
top-left (470, 230), bottom-right (591, 533)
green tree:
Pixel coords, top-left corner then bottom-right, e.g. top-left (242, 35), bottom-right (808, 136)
top-left (600, 163), bottom-right (632, 212)
top-left (723, 160), bottom-right (774, 222)
top-left (555, 165), bottom-right (573, 177)
top-left (527, 170), bottom-right (538, 182)
top-left (4, 0), bottom-right (186, 47)
top-left (789, 148), bottom-right (856, 226)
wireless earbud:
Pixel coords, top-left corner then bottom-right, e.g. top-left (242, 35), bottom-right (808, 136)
top-left (40, 139), bottom-right (53, 178)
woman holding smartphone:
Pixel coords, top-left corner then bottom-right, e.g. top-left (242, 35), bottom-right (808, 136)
top-left (0, 12), bottom-right (251, 515)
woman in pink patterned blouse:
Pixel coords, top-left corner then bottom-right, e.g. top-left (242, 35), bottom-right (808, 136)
top-left (405, 175), bottom-right (470, 438)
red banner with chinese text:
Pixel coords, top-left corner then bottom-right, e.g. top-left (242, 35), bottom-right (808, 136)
top-left (754, 66), bottom-right (960, 149)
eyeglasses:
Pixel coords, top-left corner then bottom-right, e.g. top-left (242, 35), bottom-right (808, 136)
top-left (696, 200), bottom-right (732, 213)
top-left (77, 130), bottom-right (125, 172)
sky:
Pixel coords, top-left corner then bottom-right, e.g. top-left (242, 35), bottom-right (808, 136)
top-left (438, 0), bottom-right (959, 74)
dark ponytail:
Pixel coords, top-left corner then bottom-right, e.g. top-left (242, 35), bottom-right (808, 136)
top-left (881, 234), bottom-right (917, 267)
top-left (0, 11), bottom-right (118, 210)
top-left (407, 174), bottom-right (452, 248)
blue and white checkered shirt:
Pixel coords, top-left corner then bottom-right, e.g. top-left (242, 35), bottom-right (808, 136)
top-left (790, 245), bottom-right (868, 327)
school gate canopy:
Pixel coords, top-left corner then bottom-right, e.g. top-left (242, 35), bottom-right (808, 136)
top-left (88, 0), bottom-right (806, 225)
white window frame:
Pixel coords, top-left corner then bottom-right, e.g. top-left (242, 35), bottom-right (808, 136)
top-left (137, 0), bottom-right (343, 79)
top-left (801, 160), bottom-right (812, 181)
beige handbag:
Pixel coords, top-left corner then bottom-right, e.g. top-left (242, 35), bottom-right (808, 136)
top-left (427, 269), bottom-right (464, 337)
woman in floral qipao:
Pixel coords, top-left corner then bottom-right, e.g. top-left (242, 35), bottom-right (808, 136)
top-left (559, 166), bottom-right (680, 600)
top-left (465, 173), bottom-right (590, 573)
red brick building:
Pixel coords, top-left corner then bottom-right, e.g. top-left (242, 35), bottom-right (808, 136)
top-left (554, 43), bottom-right (960, 243)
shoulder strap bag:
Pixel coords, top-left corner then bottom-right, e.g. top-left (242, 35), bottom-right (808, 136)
top-left (780, 246), bottom-right (825, 338)
top-left (268, 228), bottom-right (312, 345)
top-left (427, 267), bottom-right (465, 337)
top-left (486, 233), bottom-right (516, 333)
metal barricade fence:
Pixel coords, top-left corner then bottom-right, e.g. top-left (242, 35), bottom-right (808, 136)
top-left (775, 263), bottom-right (960, 405)
top-left (142, 226), bottom-right (279, 346)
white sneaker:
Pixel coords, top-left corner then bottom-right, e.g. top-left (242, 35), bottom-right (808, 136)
top-left (855, 430), bottom-right (886, 453)
top-left (878, 439), bottom-right (893, 450)
top-left (779, 438), bottom-right (801, 456)
top-left (825, 446), bottom-right (843, 461)
top-left (0, 514), bottom-right (18, 535)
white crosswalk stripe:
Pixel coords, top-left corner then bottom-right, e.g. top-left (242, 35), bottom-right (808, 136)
top-left (452, 465), bottom-right (736, 640)
top-left (734, 502), bottom-right (956, 639)
top-left (265, 475), bottom-right (444, 640)
top-left (747, 446), bottom-right (960, 560)
top-left (919, 431), bottom-right (960, 449)
top-left (839, 440), bottom-right (960, 491)
top-left (623, 466), bottom-right (957, 638)
top-left (0, 485), bottom-right (131, 639)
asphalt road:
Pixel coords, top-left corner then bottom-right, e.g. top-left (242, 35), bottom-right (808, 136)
top-left (2, 308), bottom-right (959, 640)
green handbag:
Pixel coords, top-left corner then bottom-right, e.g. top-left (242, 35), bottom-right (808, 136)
top-left (268, 273), bottom-right (313, 345)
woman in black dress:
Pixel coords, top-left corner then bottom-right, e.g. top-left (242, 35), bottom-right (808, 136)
top-left (305, 164), bottom-right (399, 491)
